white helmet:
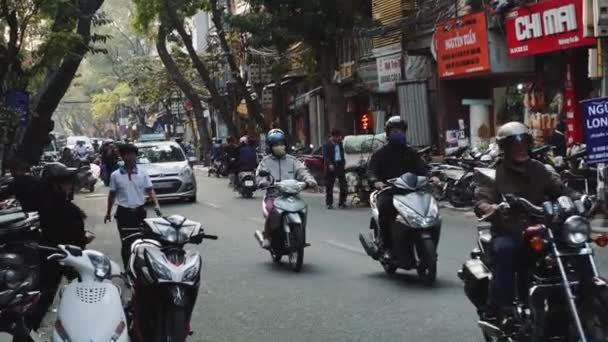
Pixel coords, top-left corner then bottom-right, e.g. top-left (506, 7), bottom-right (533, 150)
top-left (239, 136), bottom-right (248, 144)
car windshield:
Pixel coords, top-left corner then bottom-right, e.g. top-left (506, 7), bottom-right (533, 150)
top-left (67, 136), bottom-right (90, 146)
top-left (137, 145), bottom-right (185, 164)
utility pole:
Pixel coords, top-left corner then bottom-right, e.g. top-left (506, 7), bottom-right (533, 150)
top-left (600, 38), bottom-right (607, 203)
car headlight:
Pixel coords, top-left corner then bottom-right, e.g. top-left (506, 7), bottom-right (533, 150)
top-left (562, 215), bottom-right (591, 247)
top-left (181, 167), bottom-right (193, 178)
top-left (87, 252), bottom-right (111, 280)
top-left (145, 252), bottom-right (173, 281)
top-left (182, 260), bottom-right (201, 282)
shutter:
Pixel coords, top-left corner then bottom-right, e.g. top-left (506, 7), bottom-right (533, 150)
top-left (398, 81), bottom-right (431, 146)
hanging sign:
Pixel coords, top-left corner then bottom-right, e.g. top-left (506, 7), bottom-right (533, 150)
top-left (564, 58), bottom-right (583, 145)
top-left (436, 12), bottom-right (490, 78)
top-left (505, 0), bottom-right (596, 57)
top-left (580, 97), bottom-right (608, 164)
top-left (376, 53), bottom-right (402, 93)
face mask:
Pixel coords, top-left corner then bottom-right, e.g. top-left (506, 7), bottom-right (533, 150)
top-left (272, 145), bottom-right (287, 157)
top-left (117, 160), bottom-right (125, 168)
top-left (388, 131), bottom-right (406, 146)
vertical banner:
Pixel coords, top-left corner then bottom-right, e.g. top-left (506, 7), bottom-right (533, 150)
top-left (580, 97), bottom-right (608, 164)
top-left (564, 57), bottom-right (583, 145)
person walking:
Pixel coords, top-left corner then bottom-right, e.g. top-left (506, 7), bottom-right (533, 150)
top-left (104, 143), bottom-right (161, 269)
top-left (323, 129), bottom-right (347, 209)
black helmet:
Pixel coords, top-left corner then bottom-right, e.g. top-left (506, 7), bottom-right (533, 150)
top-left (496, 121), bottom-right (532, 151)
top-left (43, 162), bottom-right (77, 183)
top-left (118, 143), bottom-right (138, 155)
top-left (385, 116), bottom-right (408, 134)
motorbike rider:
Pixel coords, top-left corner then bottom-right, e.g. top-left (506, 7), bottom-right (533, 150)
top-left (225, 136), bottom-right (239, 185)
top-left (59, 147), bottom-right (79, 168)
top-left (73, 140), bottom-right (89, 164)
top-left (235, 136), bottom-right (258, 186)
top-left (29, 163), bottom-right (92, 331)
top-left (474, 121), bottom-right (579, 323)
top-left (368, 116), bottom-right (428, 259)
top-left (256, 129), bottom-right (317, 248)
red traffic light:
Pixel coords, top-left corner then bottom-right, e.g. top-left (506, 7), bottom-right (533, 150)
top-left (361, 113), bottom-right (370, 130)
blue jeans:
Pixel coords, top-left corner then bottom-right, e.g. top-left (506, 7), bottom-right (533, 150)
top-left (491, 236), bottom-right (525, 308)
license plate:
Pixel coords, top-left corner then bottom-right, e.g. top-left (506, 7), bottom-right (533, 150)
top-left (154, 182), bottom-right (174, 189)
top-left (244, 180), bottom-right (254, 186)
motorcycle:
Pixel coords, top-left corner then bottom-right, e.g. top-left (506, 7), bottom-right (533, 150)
top-left (208, 154), bottom-right (230, 178)
top-left (254, 170), bottom-right (310, 272)
top-left (0, 209), bottom-right (42, 342)
top-left (126, 214), bottom-right (217, 342)
top-left (459, 186), bottom-right (608, 340)
top-left (359, 173), bottom-right (442, 285)
top-left (75, 164), bottom-right (97, 193)
top-left (236, 171), bottom-right (257, 198)
top-left (38, 244), bottom-right (129, 342)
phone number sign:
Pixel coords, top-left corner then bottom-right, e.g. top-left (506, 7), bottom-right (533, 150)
top-left (580, 97), bottom-right (608, 164)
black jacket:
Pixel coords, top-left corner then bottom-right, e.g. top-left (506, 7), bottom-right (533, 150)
top-left (368, 144), bottom-right (427, 182)
top-left (322, 142), bottom-right (345, 170)
top-left (474, 159), bottom-right (578, 237)
top-left (38, 183), bottom-right (86, 247)
top-left (0, 175), bottom-right (42, 212)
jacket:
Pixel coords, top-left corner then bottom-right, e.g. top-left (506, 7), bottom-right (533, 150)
top-left (322, 142), bottom-right (345, 170)
top-left (367, 144), bottom-right (427, 183)
top-left (0, 175), bottom-right (42, 212)
top-left (474, 158), bottom-right (578, 237)
top-left (237, 144), bottom-right (258, 172)
top-left (256, 154), bottom-right (315, 184)
top-left (38, 183), bottom-right (86, 247)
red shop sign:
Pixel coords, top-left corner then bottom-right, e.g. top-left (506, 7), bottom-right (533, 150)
top-left (505, 0), bottom-right (596, 58)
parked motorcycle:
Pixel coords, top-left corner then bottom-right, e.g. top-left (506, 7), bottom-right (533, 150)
top-left (459, 190), bottom-right (608, 341)
top-left (37, 244), bottom-right (129, 342)
top-left (254, 171), bottom-right (310, 272)
top-left (359, 173), bottom-right (442, 285)
top-left (75, 165), bottom-right (97, 193)
top-left (208, 154), bottom-right (230, 178)
top-left (126, 214), bottom-right (217, 342)
top-left (0, 209), bottom-right (42, 342)
top-left (236, 171), bottom-right (257, 198)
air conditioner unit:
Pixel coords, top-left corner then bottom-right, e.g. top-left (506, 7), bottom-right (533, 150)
top-left (594, 0), bottom-right (608, 37)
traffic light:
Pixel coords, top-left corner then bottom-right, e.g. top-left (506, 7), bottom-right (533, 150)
top-left (360, 113), bottom-right (371, 131)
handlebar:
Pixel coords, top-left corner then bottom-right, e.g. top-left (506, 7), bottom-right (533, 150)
top-left (504, 195), bottom-right (545, 217)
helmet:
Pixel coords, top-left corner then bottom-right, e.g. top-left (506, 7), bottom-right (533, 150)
top-left (496, 122), bottom-right (532, 151)
top-left (385, 116), bottom-right (408, 134)
top-left (266, 129), bottom-right (286, 146)
top-left (239, 136), bottom-right (248, 144)
top-left (43, 162), bottom-right (77, 183)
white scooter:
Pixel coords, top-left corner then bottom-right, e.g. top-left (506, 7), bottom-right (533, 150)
top-left (41, 244), bottom-right (129, 342)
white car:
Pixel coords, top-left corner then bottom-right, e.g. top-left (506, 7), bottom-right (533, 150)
top-left (135, 141), bottom-right (197, 202)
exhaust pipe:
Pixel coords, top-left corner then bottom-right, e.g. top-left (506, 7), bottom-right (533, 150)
top-left (254, 230), bottom-right (265, 248)
top-left (358, 232), bottom-right (379, 260)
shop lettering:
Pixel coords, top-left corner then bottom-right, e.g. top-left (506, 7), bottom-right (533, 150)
top-left (584, 102), bottom-right (608, 130)
top-left (444, 29), bottom-right (477, 50)
top-left (515, 4), bottom-right (577, 41)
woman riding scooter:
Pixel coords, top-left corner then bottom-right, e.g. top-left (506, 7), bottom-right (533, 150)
top-left (256, 129), bottom-right (317, 248)
top-left (29, 163), bottom-right (93, 331)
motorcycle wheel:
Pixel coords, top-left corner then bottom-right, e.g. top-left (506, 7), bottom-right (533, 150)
top-left (577, 286), bottom-right (608, 341)
top-left (288, 224), bottom-right (304, 272)
top-left (416, 239), bottom-right (437, 286)
top-left (382, 263), bottom-right (397, 275)
top-left (447, 184), bottom-right (468, 208)
top-left (165, 306), bottom-right (188, 342)
top-left (272, 253), bottom-right (282, 264)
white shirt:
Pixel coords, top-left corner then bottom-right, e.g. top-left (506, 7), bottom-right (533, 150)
top-left (109, 166), bottom-right (153, 208)
top-left (334, 144), bottom-right (342, 162)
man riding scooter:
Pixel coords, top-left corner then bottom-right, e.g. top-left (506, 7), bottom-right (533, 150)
top-left (235, 136), bottom-right (258, 187)
top-left (368, 116), bottom-right (428, 260)
top-left (474, 121), bottom-right (579, 326)
top-left (256, 129), bottom-right (317, 248)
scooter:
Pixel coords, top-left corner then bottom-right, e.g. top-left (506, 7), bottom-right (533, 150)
top-left (236, 171), bottom-right (257, 198)
top-left (359, 173), bottom-right (442, 285)
top-left (254, 170), bottom-right (310, 272)
top-left (126, 214), bottom-right (217, 342)
top-left (39, 244), bottom-right (129, 342)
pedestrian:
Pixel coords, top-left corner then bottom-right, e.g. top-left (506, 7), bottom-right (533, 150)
top-left (104, 143), bottom-right (161, 269)
top-left (323, 129), bottom-right (347, 209)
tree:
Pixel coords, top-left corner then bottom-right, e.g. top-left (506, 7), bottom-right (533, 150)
top-left (0, 0), bottom-right (107, 164)
top-left (132, 0), bottom-right (239, 138)
top-left (238, 0), bottom-right (371, 132)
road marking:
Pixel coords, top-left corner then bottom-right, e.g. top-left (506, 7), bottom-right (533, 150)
top-left (324, 240), bottom-right (366, 255)
top-left (83, 193), bottom-right (107, 199)
top-left (204, 201), bottom-right (221, 209)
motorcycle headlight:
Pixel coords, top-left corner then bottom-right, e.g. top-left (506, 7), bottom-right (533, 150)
top-left (395, 201), bottom-right (437, 228)
top-left (182, 260), bottom-right (201, 282)
top-left (562, 215), bottom-right (591, 247)
top-left (426, 198), bottom-right (440, 218)
top-left (145, 252), bottom-right (173, 281)
top-left (87, 252), bottom-right (111, 280)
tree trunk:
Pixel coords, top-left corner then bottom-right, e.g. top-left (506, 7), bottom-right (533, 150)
top-left (162, 0), bottom-right (238, 137)
top-left (317, 45), bottom-right (347, 134)
top-left (17, 0), bottom-right (104, 164)
top-left (156, 23), bottom-right (211, 158)
top-left (208, 0), bottom-right (267, 133)
top-left (272, 73), bottom-right (288, 133)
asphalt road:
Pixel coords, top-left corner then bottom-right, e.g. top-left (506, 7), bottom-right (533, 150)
top-left (9, 170), bottom-right (608, 342)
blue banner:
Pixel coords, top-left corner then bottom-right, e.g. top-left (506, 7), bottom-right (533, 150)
top-left (5, 90), bottom-right (29, 127)
top-left (580, 97), bottom-right (608, 164)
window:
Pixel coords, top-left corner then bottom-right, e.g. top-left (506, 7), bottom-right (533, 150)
top-left (137, 145), bottom-right (186, 164)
